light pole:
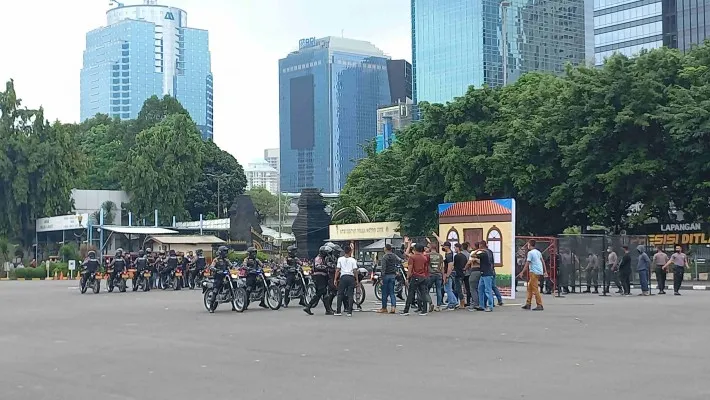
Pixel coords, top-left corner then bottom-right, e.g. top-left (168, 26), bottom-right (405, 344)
top-left (205, 173), bottom-right (234, 219)
top-left (500, 1), bottom-right (511, 86)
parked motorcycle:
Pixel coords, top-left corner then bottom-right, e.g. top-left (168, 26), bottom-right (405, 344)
top-left (80, 269), bottom-right (101, 294)
top-left (159, 266), bottom-right (183, 290)
top-left (188, 263), bottom-right (206, 290)
top-left (276, 265), bottom-right (316, 307)
top-left (132, 268), bottom-right (152, 292)
top-left (232, 266), bottom-right (282, 311)
top-left (202, 267), bottom-right (242, 313)
top-left (106, 268), bottom-right (128, 293)
top-left (354, 267), bottom-right (368, 307)
top-left (374, 264), bottom-right (408, 301)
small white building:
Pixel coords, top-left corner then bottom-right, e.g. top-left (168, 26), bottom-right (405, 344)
top-left (245, 159), bottom-right (279, 195)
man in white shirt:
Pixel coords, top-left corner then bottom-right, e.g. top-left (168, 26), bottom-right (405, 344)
top-left (335, 245), bottom-right (359, 317)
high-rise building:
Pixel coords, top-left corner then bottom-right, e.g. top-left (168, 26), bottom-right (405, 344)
top-left (81, 0), bottom-right (214, 140)
top-left (245, 159), bottom-right (279, 195)
top-left (593, 0), bottom-right (710, 65)
top-left (376, 99), bottom-right (415, 153)
top-left (263, 148), bottom-right (280, 173)
top-left (412, 0), bottom-right (593, 104)
top-left (279, 36), bottom-right (392, 193)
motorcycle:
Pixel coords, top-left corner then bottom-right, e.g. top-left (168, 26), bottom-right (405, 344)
top-left (106, 268), bottom-right (128, 293)
top-left (374, 264), bottom-right (408, 301)
top-left (188, 263), bottom-right (206, 290)
top-left (133, 268), bottom-right (152, 292)
top-left (202, 267), bottom-right (242, 313)
top-left (80, 269), bottom-right (101, 294)
top-left (159, 266), bottom-right (183, 290)
top-left (277, 266), bottom-right (316, 307)
top-left (233, 267), bottom-right (282, 311)
top-left (354, 267), bottom-right (368, 307)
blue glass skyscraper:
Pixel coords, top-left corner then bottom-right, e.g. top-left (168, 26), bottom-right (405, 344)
top-left (279, 37), bottom-right (392, 193)
top-left (412, 0), bottom-right (593, 104)
top-left (81, 1), bottom-right (213, 140)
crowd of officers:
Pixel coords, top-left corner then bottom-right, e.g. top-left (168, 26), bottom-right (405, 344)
top-left (80, 247), bottom-right (208, 290)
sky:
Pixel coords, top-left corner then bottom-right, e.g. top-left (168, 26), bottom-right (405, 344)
top-left (0, 0), bottom-right (411, 166)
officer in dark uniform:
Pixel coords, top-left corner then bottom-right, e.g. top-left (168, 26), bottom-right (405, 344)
top-left (160, 249), bottom-right (178, 288)
top-left (80, 250), bottom-right (100, 288)
top-left (108, 248), bottom-right (127, 285)
top-left (190, 249), bottom-right (207, 288)
top-left (181, 251), bottom-right (194, 288)
top-left (208, 246), bottom-right (231, 313)
top-left (325, 243), bottom-right (342, 310)
top-left (243, 247), bottom-right (266, 310)
top-left (132, 249), bottom-right (149, 291)
top-left (303, 246), bottom-right (334, 315)
top-left (283, 245), bottom-right (305, 308)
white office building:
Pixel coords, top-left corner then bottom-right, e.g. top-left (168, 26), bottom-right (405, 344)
top-left (245, 159), bottom-right (279, 195)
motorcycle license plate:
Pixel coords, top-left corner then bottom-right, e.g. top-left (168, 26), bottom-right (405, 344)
top-left (175, 272), bottom-right (182, 277)
top-left (121, 273), bottom-right (129, 279)
top-left (203, 271), bottom-right (211, 277)
top-left (143, 272), bottom-right (151, 277)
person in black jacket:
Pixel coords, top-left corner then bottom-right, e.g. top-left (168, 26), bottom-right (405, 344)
top-left (283, 245), bottom-right (305, 307)
top-left (617, 245), bottom-right (632, 296)
top-left (377, 244), bottom-right (402, 313)
top-left (304, 246), bottom-right (334, 315)
top-left (132, 250), bottom-right (149, 291)
top-left (80, 250), bottom-right (100, 288)
top-left (243, 247), bottom-right (266, 310)
top-left (108, 249), bottom-right (127, 287)
top-left (208, 246), bottom-right (231, 313)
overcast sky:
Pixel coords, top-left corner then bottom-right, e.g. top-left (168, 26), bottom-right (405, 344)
top-left (0, 0), bottom-right (411, 166)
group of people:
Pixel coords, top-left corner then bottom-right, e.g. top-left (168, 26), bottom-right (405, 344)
top-left (303, 242), bottom-right (362, 317)
top-left (80, 247), bottom-right (208, 290)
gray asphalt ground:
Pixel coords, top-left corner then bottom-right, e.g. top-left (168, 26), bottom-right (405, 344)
top-left (1, 281), bottom-right (708, 400)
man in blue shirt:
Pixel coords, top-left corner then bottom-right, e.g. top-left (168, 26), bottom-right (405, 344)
top-left (517, 239), bottom-right (546, 311)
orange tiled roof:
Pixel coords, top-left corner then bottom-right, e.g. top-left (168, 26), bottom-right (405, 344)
top-left (440, 200), bottom-right (511, 217)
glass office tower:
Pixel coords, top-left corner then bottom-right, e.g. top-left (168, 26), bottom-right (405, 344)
top-left (279, 37), bottom-right (391, 193)
top-left (81, 1), bottom-right (213, 140)
top-left (412, 0), bottom-right (592, 104)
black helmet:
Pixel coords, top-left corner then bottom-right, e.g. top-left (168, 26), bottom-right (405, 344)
top-left (218, 246), bottom-right (229, 258)
top-left (287, 245), bottom-right (297, 256)
top-left (331, 244), bottom-right (343, 256)
top-left (88, 250), bottom-right (96, 259)
top-left (138, 250), bottom-right (145, 257)
top-left (145, 247), bottom-right (152, 253)
top-left (159, 249), bottom-right (166, 255)
top-left (247, 247), bottom-right (257, 258)
top-left (318, 246), bottom-right (332, 256)
top-left (169, 249), bottom-right (176, 256)
top-left (196, 249), bottom-right (203, 255)
top-left (325, 242), bottom-right (335, 249)
top-left (116, 248), bottom-right (123, 257)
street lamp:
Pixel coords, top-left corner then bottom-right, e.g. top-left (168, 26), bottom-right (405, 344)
top-left (205, 173), bottom-right (234, 218)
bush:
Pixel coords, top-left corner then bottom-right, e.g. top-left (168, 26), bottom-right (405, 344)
top-left (59, 243), bottom-right (80, 262)
top-left (496, 274), bottom-right (513, 287)
top-left (227, 250), bottom-right (270, 264)
top-left (15, 266), bottom-right (50, 279)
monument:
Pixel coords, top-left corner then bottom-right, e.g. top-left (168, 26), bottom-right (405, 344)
top-left (229, 195), bottom-right (263, 251)
top-left (292, 189), bottom-right (330, 259)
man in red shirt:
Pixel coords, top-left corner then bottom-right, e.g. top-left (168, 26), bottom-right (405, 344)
top-left (400, 244), bottom-right (430, 316)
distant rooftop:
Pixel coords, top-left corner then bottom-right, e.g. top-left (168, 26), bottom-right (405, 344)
top-left (289, 36), bottom-right (389, 59)
top-left (245, 159), bottom-right (278, 173)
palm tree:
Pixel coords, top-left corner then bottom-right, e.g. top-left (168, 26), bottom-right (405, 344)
top-left (91, 201), bottom-right (117, 225)
top-left (0, 237), bottom-right (14, 270)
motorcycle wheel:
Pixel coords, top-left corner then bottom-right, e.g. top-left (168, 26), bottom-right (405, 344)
top-left (204, 290), bottom-right (216, 312)
top-left (107, 279), bottom-right (114, 293)
top-left (189, 276), bottom-right (195, 290)
top-left (80, 281), bottom-right (87, 294)
top-left (119, 279), bottom-right (127, 293)
top-left (266, 286), bottom-right (282, 310)
top-left (233, 288), bottom-right (247, 312)
top-left (144, 278), bottom-right (151, 292)
top-left (161, 277), bottom-right (168, 290)
top-left (93, 280), bottom-right (100, 294)
top-left (355, 282), bottom-right (366, 306)
top-left (305, 282), bottom-right (316, 304)
top-left (374, 280), bottom-right (382, 301)
top-left (173, 277), bottom-right (181, 291)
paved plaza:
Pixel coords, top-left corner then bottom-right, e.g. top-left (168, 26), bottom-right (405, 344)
top-left (0, 281), bottom-right (708, 400)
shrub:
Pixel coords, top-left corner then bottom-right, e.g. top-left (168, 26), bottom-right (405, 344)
top-left (59, 243), bottom-right (80, 262)
top-left (495, 274), bottom-right (513, 287)
top-left (227, 250), bottom-right (270, 264)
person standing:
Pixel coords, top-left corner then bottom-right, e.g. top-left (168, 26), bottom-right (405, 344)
top-left (303, 246), bottom-right (334, 316)
top-left (618, 246), bottom-right (632, 296)
top-left (425, 242), bottom-right (444, 312)
top-left (400, 244), bottom-right (430, 316)
top-left (446, 244), bottom-right (463, 310)
top-left (334, 245), bottom-right (358, 317)
top-left (663, 245), bottom-right (689, 296)
top-left (652, 246), bottom-right (669, 295)
top-left (452, 243), bottom-right (465, 308)
top-left (604, 247), bottom-right (620, 294)
top-left (481, 240), bottom-right (504, 306)
top-left (461, 242), bottom-right (472, 307)
top-left (517, 239), bottom-right (545, 311)
top-left (474, 242), bottom-right (495, 312)
top-left (584, 252), bottom-right (599, 293)
top-left (465, 241), bottom-right (482, 311)
top-left (377, 244), bottom-right (400, 314)
top-left (636, 245), bottom-right (651, 296)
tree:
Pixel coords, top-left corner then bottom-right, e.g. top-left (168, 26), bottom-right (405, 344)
top-left (91, 200), bottom-right (117, 225)
top-left (134, 95), bottom-right (190, 133)
top-left (185, 141), bottom-right (247, 220)
top-left (246, 187), bottom-right (281, 224)
top-left (0, 80), bottom-right (85, 246)
top-left (121, 114), bottom-right (203, 223)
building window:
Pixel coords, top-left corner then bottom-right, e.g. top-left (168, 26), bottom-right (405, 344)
top-left (446, 228), bottom-right (460, 248)
top-left (487, 226), bottom-right (502, 266)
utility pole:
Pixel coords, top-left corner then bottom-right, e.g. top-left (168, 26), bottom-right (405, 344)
top-left (205, 173), bottom-right (233, 219)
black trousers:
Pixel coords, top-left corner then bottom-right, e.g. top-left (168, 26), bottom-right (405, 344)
top-left (461, 275), bottom-right (471, 305)
top-left (336, 275), bottom-right (355, 314)
top-left (245, 274), bottom-right (263, 307)
top-left (620, 268), bottom-right (631, 295)
top-left (673, 266), bottom-right (685, 293)
top-left (655, 267), bottom-right (667, 292)
top-left (403, 276), bottom-right (429, 313)
top-left (307, 274), bottom-right (332, 313)
top-left (284, 272), bottom-right (302, 306)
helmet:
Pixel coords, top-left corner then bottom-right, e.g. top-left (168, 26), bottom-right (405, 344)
top-left (318, 246), bottom-right (332, 256)
top-left (169, 249), bottom-right (176, 256)
top-left (287, 245), bottom-right (297, 256)
top-left (247, 247), bottom-right (257, 258)
top-left (325, 242), bottom-right (336, 249)
top-left (138, 250), bottom-right (145, 257)
top-left (331, 244), bottom-right (343, 256)
top-left (115, 248), bottom-right (123, 257)
top-left (218, 246), bottom-right (229, 258)
top-left (159, 250), bottom-right (166, 256)
top-left (88, 250), bottom-right (96, 259)
top-left (196, 249), bottom-right (203, 255)
top-left (145, 247), bottom-right (152, 253)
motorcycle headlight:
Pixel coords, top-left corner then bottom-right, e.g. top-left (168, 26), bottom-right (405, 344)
top-left (303, 271), bottom-right (310, 276)
top-left (230, 274), bottom-right (239, 279)
top-left (264, 272), bottom-right (271, 277)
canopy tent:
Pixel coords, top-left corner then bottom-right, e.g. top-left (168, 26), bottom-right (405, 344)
top-left (260, 226), bottom-right (295, 242)
top-left (362, 237), bottom-right (404, 251)
top-left (100, 226), bottom-right (177, 235)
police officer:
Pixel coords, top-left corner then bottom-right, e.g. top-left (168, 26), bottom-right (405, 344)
top-left (283, 245), bottom-right (305, 308)
top-left (303, 246), bottom-right (334, 315)
top-left (108, 248), bottom-right (127, 288)
top-left (208, 246), bottom-right (231, 313)
top-left (161, 249), bottom-right (179, 289)
top-left (181, 251), bottom-right (194, 288)
top-left (191, 249), bottom-right (207, 289)
top-left (325, 243), bottom-right (341, 309)
top-left (243, 247), bottom-right (266, 310)
top-left (132, 249), bottom-right (149, 291)
top-left (81, 250), bottom-right (100, 289)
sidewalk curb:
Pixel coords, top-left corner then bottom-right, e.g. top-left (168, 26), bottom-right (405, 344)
top-left (521, 282), bottom-right (709, 291)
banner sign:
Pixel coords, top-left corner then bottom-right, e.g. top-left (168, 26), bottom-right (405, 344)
top-left (36, 214), bottom-right (90, 233)
top-left (329, 222), bottom-right (400, 241)
top-left (636, 222), bottom-right (710, 246)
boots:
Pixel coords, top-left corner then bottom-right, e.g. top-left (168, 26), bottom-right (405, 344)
top-left (459, 299), bottom-right (465, 309)
top-left (389, 307), bottom-right (396, 314)
top-left (583, 286), bottom-right (591, 293)
top-left (376, 308), bottom-right (388, 313)
top-left (593, 286), bottom-right (599, 294)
